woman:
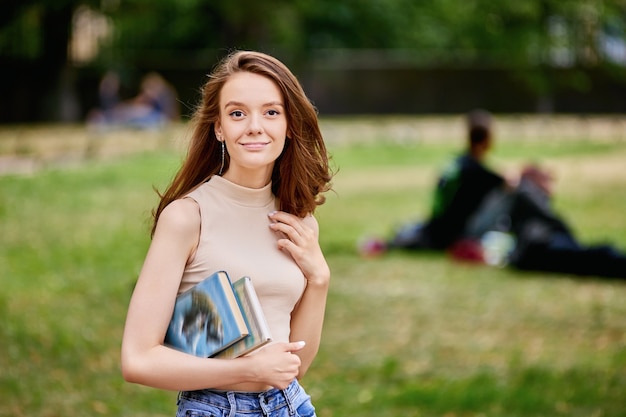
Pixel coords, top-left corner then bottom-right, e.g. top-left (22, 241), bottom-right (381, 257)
top-left (121, 50), bottom-right (333, 416)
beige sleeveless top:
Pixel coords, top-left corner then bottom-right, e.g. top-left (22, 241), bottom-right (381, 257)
top-left (179, 175), bottom-right (306, 343)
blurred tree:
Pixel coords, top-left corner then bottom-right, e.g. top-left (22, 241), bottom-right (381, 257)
top-left (1, 0), bottom-right (100, 122)
top-left (100, 0), bottom-right (305, 68)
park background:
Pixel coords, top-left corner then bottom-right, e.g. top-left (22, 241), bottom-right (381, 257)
top-left (2, 0), bottom-right (626, 122)
top-left (2, 1), bottom-right (626, 417)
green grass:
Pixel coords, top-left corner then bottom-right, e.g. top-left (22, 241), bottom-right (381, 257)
top-left (1, 123), bottom-right (626, 417)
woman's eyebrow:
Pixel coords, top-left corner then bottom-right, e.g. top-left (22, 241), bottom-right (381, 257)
top-left (223, 100), bottom-right (245, 109)
top-left (223, 100), bottom-right (284, 108)
top-left (264, 101), bottom-right (284, 107)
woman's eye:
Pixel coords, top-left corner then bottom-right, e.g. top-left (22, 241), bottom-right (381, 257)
top-left (230, 110), bottom-right (244, 118)
top-left (266, 109), bottom-right (280, 116)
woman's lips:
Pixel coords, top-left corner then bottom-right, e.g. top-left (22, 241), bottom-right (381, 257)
top-left (241, 142), bottom-right (269, 150)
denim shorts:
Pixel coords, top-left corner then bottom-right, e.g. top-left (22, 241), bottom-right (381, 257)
top-left (176, 379), bottom-right (316, 417)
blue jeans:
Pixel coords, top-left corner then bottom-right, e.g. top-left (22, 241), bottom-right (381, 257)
top-left (176, 379), bottom-right (316, 417)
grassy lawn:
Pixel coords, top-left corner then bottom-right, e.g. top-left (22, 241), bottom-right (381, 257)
top-left (1, 118), bottom-right (625, 416)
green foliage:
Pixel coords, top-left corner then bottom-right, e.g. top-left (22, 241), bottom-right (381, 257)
top-left (94, 0), bottom-right (626, 68)
top-left (5, 0), bottom-right (622, 67)
top-left (1, 125), bottom-right (626, 416)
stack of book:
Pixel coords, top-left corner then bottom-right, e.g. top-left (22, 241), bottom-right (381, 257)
top-left (165, 270), bottom-right (272, 359)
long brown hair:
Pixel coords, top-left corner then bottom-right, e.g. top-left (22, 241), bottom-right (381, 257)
top-left (152, 50), bottom-right (333, 236)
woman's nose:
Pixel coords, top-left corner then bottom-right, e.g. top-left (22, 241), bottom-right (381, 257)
top-left (247, 115), bottom-right (263, 135)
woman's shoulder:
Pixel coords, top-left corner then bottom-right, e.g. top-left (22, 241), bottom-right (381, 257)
top-left (158, 198), bottom-right (201, 234)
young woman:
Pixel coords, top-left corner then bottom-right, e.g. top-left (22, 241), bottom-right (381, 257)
top-left (121, 50), bottom-right (333, 416)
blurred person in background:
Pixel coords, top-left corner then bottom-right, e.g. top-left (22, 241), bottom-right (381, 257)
top-left (360, 109), bottom-right (515, 257)
top-left (87, 71), bottom-right (180, 129)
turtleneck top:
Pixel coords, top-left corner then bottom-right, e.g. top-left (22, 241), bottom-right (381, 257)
top-left (180, 175), bottom-right (306, 344)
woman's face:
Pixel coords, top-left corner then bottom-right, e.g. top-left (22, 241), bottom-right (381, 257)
top-left (215, 71), bottom-right (288, 187)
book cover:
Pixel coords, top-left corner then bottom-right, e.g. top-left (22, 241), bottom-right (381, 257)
top-left (215, 276), bottom-right (273, 359)
top-left (165, 270), bottom-right (249, 358)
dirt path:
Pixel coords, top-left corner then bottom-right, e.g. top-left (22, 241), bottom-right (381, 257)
top-left (1, 115), bottom-right (625, 175)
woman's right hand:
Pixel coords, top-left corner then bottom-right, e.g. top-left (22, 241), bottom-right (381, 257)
top-left (248, 341), bottom-right (306, 389)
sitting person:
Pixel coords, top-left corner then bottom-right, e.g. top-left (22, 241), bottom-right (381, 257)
top-left (466, 162), bottom-right (626, 278)
top-left (361, 108), bottom-right (626, 278)
top-left (360, 108), bottom-right (514, 255)
top-left (504, 167), bottom-right (626, 278)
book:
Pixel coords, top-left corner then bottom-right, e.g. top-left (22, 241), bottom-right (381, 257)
top-left (215, 276), bottom-right (273, 359)
top-left (165, 270), bottom-right (249, 358)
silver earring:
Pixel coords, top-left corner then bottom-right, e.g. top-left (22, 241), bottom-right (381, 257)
top-left (218, 141), bottom-right (225, 175)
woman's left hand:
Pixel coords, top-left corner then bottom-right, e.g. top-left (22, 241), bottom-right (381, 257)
top-left (268, 211), bottom-right (330, 287)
